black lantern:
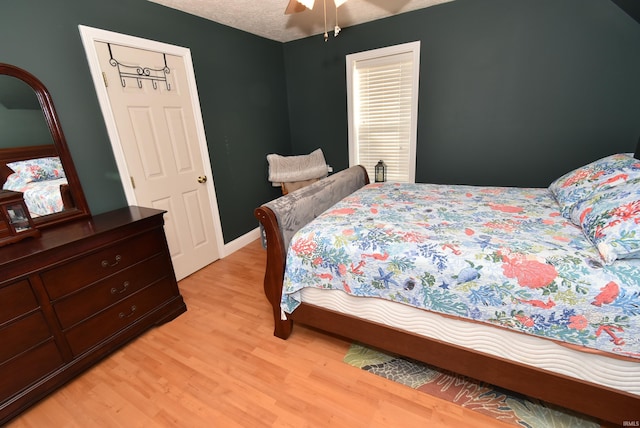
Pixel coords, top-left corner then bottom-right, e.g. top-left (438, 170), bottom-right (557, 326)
top-left (374, 160), bottom-right (387, 183)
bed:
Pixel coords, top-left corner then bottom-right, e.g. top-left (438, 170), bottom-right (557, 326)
top-left (255, 148), bottom-right (640, 425)
top-left (1, 145), bottom-right (73, 217)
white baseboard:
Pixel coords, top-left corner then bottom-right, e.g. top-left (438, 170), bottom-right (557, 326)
top-left (221, 227), bottom-right (261, 257)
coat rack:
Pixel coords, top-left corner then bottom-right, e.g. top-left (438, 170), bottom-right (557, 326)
top-left (107, 43), bottom-right (171, 90)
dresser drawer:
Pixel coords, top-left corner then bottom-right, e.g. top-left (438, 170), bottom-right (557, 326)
top-left (64, 277), bottom-right (177, 357)
top-left (53, 254), bottom-right (171, 329)
top-left (41, 230), bottom-right (166, 300)
top-left (0, 280), bottom-right (39, 325)
top-left (0, 312), bottom-right (52, 364)
top-left (0, 341), bottom-right (64, 403)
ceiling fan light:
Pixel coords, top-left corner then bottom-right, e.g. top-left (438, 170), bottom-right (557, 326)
top-left (334, 0), bottom-right (348, 7)
top-left (296, 0), bottom-right (315, 9)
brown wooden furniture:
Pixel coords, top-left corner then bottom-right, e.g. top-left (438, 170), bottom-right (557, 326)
top-left (0, 63), bottom-right (90, 229)
top-left (0, 190), bottom-right (40, 246)
top-left (0, 61), bottom-right (187, 424)
top-left (255, 165), bottom-right (640, 426)
top-left (0, 206), bottom-right (186, 424)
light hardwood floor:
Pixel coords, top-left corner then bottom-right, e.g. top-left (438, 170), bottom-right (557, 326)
top-left (8, 239), bottom-right (511, 427)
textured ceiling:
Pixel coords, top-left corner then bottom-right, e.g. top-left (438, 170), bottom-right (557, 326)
top-left (147, 0), bottom-right (454, 42)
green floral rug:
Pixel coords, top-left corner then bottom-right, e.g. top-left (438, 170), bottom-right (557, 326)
top-left (344, 343), bottom-right (599, 427)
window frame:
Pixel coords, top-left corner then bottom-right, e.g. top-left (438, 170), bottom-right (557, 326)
top-left (346, 41), bottom-right (421, 183)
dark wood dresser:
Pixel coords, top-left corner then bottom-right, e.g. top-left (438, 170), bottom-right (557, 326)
top-left (0, 206), bottom-right (187, 424)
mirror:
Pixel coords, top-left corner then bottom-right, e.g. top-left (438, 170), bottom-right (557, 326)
top-left (0, 63), bottom-right (90, 228)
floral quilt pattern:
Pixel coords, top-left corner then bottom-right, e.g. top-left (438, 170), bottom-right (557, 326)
top-left (282, 183), bottom-right (640, 359)
top-left (8, 178), bottom-right (68, 216)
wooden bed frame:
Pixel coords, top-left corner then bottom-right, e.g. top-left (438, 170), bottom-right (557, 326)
top-left (0, 144), bottom-right (74, 210)
top-left (255, 162), bottom-right (640, 425)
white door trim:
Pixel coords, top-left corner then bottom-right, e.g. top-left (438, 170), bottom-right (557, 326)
top-left (78, 25), bottom-right (225, 259)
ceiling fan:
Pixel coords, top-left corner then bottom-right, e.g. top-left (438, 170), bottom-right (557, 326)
top-left (285, 0), bottom-right (349, 15)
top-left (285, 0), bottom-right (349, 40)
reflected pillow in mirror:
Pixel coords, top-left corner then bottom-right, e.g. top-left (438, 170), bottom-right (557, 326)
top-left (549, 153), bottom-right (640, 220)
top-left (570, 178), bottom-right (640, 264)
top-left (3, 171), bottom-right (30, 190)
top-left (6, 156), bottom-right (65, 183)
top-left (4, 156), bottom-right (66, 191)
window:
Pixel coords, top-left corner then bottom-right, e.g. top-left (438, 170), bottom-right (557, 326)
top-left (346, 41), bottom-right (420, 183)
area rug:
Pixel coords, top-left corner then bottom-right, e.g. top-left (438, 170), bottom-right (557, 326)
top-left (344, 343), bottom-right (598, 427)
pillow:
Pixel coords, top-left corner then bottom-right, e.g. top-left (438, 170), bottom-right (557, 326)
top-left (6, 156), bottom-right (65, 183)
top-left (267, 148), bottom-right (327, 184)
top-left (3, 171), bottom-right (30, 191)
top-left (570, 178), bottom-right (640, 264)
top-left (549, 153), bottom-right (640, 219)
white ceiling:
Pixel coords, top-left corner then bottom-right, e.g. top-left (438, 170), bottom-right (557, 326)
top-left (147, 0), bottom-right (453, 42)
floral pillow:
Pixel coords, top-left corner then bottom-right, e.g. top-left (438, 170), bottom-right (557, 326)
top-left (549, 153), bottom-right (640, 219)
top-left (570, 178), bottom-right (640, 264)
top-left (2, 171), bottom-right (30, 191)
top-left (3, 156), bottom-right (65, 191)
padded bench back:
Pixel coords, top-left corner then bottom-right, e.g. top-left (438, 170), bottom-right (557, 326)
top-left (263, 165), bottom-right (368, 251)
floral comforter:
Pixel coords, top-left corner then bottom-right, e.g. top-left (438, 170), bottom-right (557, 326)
top-left (282, 183), bottom-right (640, 359)
top-left (18, 178), bottom-right (67, 217)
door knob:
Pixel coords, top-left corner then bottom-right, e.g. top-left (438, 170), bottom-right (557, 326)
top-left (198, 175), bottom-right (207, 183)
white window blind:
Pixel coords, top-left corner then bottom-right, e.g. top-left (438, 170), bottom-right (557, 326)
top-left (347, 42), bottom-right (420, 183)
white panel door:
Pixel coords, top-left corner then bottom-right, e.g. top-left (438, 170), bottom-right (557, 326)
top-left (80, 27), bottom-right (222, 280)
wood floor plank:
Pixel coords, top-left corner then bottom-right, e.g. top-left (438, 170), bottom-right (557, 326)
top-left (7, 239), bottom-right (511, 427)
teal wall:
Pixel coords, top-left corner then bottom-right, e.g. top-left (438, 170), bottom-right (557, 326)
top-left (0, 0), bottom-right (288, 243)
top-left (284, 0), bottom-right (640, 187)
top-left (1, 0), bottom-right (639, 244)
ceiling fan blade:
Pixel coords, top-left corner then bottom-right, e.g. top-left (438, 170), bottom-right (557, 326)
top-left (284, 0), bottom-right (346, 15)
top-left (285, 0), bottom-right (309, 14)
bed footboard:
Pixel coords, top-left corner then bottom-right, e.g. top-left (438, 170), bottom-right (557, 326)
top-left (254, 165), bottom-right (369, 338)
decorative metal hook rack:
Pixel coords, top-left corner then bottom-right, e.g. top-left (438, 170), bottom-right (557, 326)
top-left (107, 43), bottom-right (171, 90)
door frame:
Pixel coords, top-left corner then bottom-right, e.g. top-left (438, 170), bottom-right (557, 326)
top-left (79, 25), bottom-right (224, 259)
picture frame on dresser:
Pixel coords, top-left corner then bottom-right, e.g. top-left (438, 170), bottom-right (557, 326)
top-left (0, 190), bottom-right (40, 246)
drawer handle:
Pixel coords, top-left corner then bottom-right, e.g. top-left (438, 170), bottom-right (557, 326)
top-left (118, 305), bottom-right (137, 319)
top-left (101, 254), bottom-right (122, 268)
top-left (110, 281), bottom-right (130, 295)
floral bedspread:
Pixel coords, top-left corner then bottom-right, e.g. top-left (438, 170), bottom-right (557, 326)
top-left (16, 178), bottom-right (67, 217)
top-left (282, 183), bottom-right (640, 359)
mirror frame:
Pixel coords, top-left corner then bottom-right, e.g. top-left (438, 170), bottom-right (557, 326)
top-left (0, 63), bottom-right (90, 228)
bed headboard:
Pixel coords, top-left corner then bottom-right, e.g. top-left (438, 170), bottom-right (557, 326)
top-left (259, 165), bottom-right (369, 252)
top-left (254, 165), bottom-right (369, 337)
top-left (635, 136), bottom-right (640, 159)
top-left (0, 144), bottom-right (58, 187)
